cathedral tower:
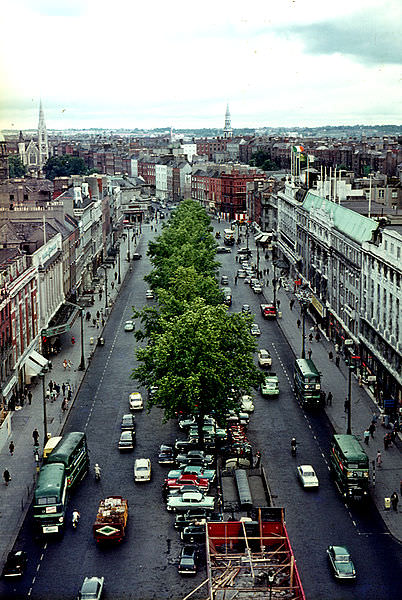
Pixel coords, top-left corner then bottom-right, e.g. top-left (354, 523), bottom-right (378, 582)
top-left (37, 100), bottom-right (49, 173)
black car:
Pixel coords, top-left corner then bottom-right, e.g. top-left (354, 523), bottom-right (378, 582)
top-left (2, 551), bottom-right (27, 578)
top-left (181, 522), bottom-right (206, 543)
top-left (132, 253), bottom-right (142, 260)
top-left (174, 439), bottom-right (201, 454)
top-left (120, 414), bottom-right (135, 432)
top-left (158, 444), bottom-right (175, 465)
top-left (178, 546), bottom-right (198, 576)
top-left (176, 450), bottom-right (214, 467)
top-left (174, 510), bottom-right (208, 531)
top-left (237, 248), bottom-right (252, 256)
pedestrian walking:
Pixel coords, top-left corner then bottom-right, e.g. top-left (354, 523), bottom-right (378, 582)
top-left (363, 430), bottom-right (370, 445)
top-left (63, 359), bottom-right (67, 370)
top-left (297, 319), bottom-right (301, 329)
top-left (86, 311), bottom-right (91, 322)
top-left (102, 318), bottom-right (105, 326)
top-left (344, 399), bottom-right (350, 413)
top-left (27, 390), bottom-right (32, 405)
top-left (32, 428), bottom-right (39, 446)
top-left (327, 391), bottom-right (333, 406)
top-left (92, 318), bottom-right (96, 327)
top-left (96, 310), bottom-right (100, 320)
top-left (328, 351), bottom-right (333, 361)
top-left (335, 355), bottom-right (340, 368)
top-left (67, 389), bottom-right (72, 401)
top-left (62, 383), bottom-right (66, 396)
top-left (266, 268), bottom-right (269, 276)
top-left (308, 348), bottom-right (312, 359)
top-left (254, 451), bottom-right (262, 468)
top-left (372, 412), bottom-right (378, 425)
top-left (315, 332), bottom-right (321, 342)
top-left (235, 276), bottom-right (238, 285)
top-left (96, 320), bottom-right (99, 329)
top-left (62, 398), bottom-right (68, 412)
top-left (308, 333), bottom-right (313, 343)
top-left (334, 343), bottom-right (339, 354)
top-left (3, 469), bottom-right (11, 485)
top-left (289, 299), bottom-right (295, 310)
top-left (49, 380), bottom-right (53, 392)
top-left (368, 422), bottom-right (376, 438)
top-left (99, 290), bottom-right (102, 301)
top-left (114, 271), bottom-right (117, 280)
top-left (45, 388), bottom-right (50, 400)
top-left (9, 440), bottom-right (15, 455)
top-left (67, 360), bottom-right (72, 370)
top-left (111, 281), bottom-right (114, 290)
top-left (277, 300), bottom-right (280, 309)
top-left (376, 450), bottom-right (382, 467)
top-left (391, 492), bottom-right (399, 512)
top-left (51, 390), bottom-right (57, 403)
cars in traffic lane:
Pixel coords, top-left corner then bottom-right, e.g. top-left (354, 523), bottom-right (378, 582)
top-left (326, 545), bottom-right (356, 580)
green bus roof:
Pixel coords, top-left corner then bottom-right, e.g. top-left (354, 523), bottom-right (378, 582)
top-left (295, 358), bottom-right (320, 377)
top-left (35, 463), bottom-right (66, 499)
top-left (333, 434), bottom-right (368, 462)
top-left (46, 431), bottom-right (85, 466)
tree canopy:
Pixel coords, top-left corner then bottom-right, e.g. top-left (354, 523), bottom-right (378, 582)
top-left (43, 155), bottom-right (87, 180)
top-left (8, 156), bottom-right (26, 178)
top-left (132, 199), bottom-right (263, 425)
top-left (250, 151), bottom-right (279, 171)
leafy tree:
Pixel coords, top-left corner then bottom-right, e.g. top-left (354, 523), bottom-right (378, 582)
top-left (133, 300), bottom-right (263, 429)
top-left (8, 156), bottom-right (26, 178)
top-left (250, 151), bottom-right (278, 171)
top-left (43, 155), bottom-right (87, 180)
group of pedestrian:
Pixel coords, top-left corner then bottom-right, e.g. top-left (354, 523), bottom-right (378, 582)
top-left (63, 359), bottom-right (73, 371)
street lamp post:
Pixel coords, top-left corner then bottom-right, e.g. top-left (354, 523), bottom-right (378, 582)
top-left (347, 362), bottom-right (354, 435)
top-left (301, 301), bottom-right (307, 359)
top-left (64, 301), bottom-right (85, 370)
top-left (39, 364), bottom-right (49, 446)
top-left (272, 261), bottom-right (277, 308)
top-left (98, 266), bottom-right (108, 310)
top-left (127, 227), bottom-right (131, 262)
top-left (117, 242), bottom-right (121, 284)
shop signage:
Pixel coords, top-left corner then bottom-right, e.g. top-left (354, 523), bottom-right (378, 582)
top-left (311, 295), bottom-right (326, 318)
top-left (367, 376), bottom-right (377, 383)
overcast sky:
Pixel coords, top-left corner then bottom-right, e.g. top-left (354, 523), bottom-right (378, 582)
top-left (0, 0), bottom-right (401, 131)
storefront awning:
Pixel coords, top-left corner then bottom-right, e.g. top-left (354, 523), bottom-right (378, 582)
top-left (1, 375), bottom-right (17, 398)
top-left (42, 303), bottom-right (80, 337)
top-left (25, 350), bottom-right (49, 377)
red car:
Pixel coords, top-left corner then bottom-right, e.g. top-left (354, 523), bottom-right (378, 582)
top-left (260, 303), bottom-right (277, 319)
top-left (165, 474), bottom-right (209, 493)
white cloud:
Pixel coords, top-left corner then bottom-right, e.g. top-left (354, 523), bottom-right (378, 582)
top-left (0, 0), bottom-right (400, 129)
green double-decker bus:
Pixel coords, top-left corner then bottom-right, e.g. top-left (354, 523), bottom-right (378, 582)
top-left (330, 434), bottom-right (369, 502)
top-left (46, 431), bottom-right (89, 488)
top-left (294, 358), bottom-right (322, 408)
top-left (33, 463), bottom-right (68, 535)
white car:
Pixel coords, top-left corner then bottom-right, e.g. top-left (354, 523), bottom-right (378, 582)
top-left (124, 320), bottom-right (135, 331)
top-left (258, 349), bottom-right (272, 368)
top-left (129, 392), bottom-right (144, 411)
top-left (252, 285), bottom-right (263, 294)
top-left (250, 324), bottom-right (261, 336)
top-left (297, 465), bottom-right (319, 488)
top-left (134, 458), bottom-right (152, 482)
top-left (240, 395), bottom-right (255, 412)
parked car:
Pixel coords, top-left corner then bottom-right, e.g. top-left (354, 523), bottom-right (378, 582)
top-left (220, 275), bottom-right (229, 285)
top-left (258, 349), bottom-right (272, 368)
top-left (134, 458), bottom-right (152, 482)
top-left (261, 373), bottom-right (280, 398)
top-left (327, 545), bottom-right (356, 580)
top-left (158, 444), bottom-right (175, 465)
top-left (78, 576), bottom-right (104, 600)
top-left (2, 551), bottom-right (27, 578)
top-left (216, 246), bottom-right (231, 254)
top-left (129, 392), bottom-right (144, 411)
top-left (181, 522), bottom-right (206, 543)
top-left (132, 253), bottom-right (142, 260)
top-left (146, 289), bottom-right (154, 300)
top-left (175, 450), bottom-right (214, 467)
top-left (118, 430), bottom-right (135, 451)
top-left (174, 510), bottom-right (208, 531)
top-left (240, 395), bottom-right (255, 413)
top-left (252, 284), bottom-right (263, 294)
top-left (167, 466), bottom-right (216, 484)
top-left (167, 491), bottom-right (215, 512)
top-left (165, 473), bottom-right (210, 493)
top-left (124, 320), bottom-right (135, 331)
top-left (237, 269), bottom-right (247, 278)
top-left (120, 414), bottom-right (135, 432)
top-left (297, 465), bottom-right (319, 488)
top-left (250, 324), bottom-right (261, 336)
top-left (178, 545), bottom-right (199, 575)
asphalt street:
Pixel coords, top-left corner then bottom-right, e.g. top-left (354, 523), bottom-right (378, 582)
top-left (1, 218), bottom-right (401, 600)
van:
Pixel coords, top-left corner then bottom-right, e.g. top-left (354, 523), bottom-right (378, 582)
top-left (43, 436), bottom-right (62, 460)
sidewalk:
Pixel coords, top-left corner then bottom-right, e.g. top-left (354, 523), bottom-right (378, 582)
top-left (0, 227), bottom-right (144, 570)
top-left (259, 252), bottom-right (401, 542)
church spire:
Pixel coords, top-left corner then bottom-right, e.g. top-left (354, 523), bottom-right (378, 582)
top-left (223, 104), bottom-right (232, 138)
top-left (37, 100), bottom-right (49, 173)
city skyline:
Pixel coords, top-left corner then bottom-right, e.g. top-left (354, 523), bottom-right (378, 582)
top-left (0, 0), bottom-right (401, 131)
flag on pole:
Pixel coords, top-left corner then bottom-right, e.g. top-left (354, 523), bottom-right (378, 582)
top-left (292, 145), bottom-right (304, 153)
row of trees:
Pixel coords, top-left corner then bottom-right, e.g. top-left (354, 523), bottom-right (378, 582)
top-left (132, 200), bottom-right (263, 438)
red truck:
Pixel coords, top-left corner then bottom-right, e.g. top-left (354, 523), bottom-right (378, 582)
top-left (93, 496), bottom-right (128, 544)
